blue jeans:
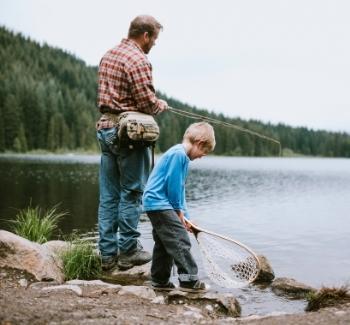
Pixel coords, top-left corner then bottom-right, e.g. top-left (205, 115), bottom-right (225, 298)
top-left (97, 127), bottom-right (151, 258)
top-left (147, 210), bottom-right (199, 285)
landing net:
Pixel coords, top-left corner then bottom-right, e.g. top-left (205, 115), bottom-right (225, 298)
top-left (196, 232), bottom-right (259, 288)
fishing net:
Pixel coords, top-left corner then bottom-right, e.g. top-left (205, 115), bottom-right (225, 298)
top-left (196, 232), bottom-right (260, 288)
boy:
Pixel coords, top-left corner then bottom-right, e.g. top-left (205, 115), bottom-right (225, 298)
top-left (142, 122), bottom-right (216, 292)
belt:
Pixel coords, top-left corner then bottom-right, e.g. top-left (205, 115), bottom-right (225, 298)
top-left (100, 106), bottom-right (114, 113)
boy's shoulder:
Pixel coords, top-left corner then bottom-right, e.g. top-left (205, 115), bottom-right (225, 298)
top-left (165, 144), bottom-right (187, 158)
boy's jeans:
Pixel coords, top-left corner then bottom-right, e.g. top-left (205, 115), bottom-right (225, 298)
top-left (97, 127), bottom-right (150, 258)
top-left (147, 210), bottom-right (199, 285)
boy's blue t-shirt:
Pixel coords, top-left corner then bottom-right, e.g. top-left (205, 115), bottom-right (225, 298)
top-left (143, 144), bottom-right (190, 218)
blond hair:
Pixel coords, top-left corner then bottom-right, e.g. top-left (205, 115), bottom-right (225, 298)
top-left (183, 122), bottom-right (216, 152)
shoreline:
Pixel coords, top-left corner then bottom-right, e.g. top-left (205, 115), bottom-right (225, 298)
top-left (1, 267), bottom-right (350, 325)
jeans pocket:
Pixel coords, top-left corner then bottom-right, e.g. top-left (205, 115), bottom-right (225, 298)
top-left (105, 127), bottom-right (119, 146)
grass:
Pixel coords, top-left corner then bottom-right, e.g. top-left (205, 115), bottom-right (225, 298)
top-left (60, 237), bottom-right (102, 280)
top-left (306, 285), bottom-right (350, 311)
top-left (10, 204), bottom-right (67, 244)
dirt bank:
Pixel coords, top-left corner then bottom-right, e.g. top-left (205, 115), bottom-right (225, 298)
top-left (1, 268), bottom-right (350, 325)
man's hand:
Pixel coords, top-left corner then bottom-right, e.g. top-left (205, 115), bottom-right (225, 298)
top-left (155, 99), bottom-right (168, 114)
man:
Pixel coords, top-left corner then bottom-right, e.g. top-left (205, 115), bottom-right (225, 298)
top-left (96, 15), bottom-right (168, 271)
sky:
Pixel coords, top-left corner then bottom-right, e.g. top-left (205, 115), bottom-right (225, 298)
top-left (1, 0), bottom-right (350, 133)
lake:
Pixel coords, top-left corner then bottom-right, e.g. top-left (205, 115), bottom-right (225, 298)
top-left (0, 153), bottom-right (349, 316)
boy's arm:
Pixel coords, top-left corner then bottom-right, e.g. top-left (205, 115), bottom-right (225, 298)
top-left (165, 151), bottom-right (187, 212)
top-left (175, 210), bottom-right (192, 232)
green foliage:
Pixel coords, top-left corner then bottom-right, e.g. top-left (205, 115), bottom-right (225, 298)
top-left (1, 26), bottom-right (350, 157)
top-left (306, 286), bottom-right (350, 311)
top-left (0, 26), bottom-right (98, 153)
top-left (60, 237), bottom-right (102, 280)
top-left (10, 204), bottom-right (67, 243)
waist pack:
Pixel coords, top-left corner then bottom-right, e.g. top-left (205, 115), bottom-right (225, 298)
top-left (117, 111), bottom-right (159, 146)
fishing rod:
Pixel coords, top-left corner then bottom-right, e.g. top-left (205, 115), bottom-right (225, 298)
top-left (167, 106), bottom-right (282, 156)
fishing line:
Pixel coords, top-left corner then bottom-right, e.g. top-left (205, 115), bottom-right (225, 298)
top-left (167, 106), bottom-right (282, 156)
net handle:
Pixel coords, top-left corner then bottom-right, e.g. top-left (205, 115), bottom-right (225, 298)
top-left (184, 218), bottom-right (261, 282)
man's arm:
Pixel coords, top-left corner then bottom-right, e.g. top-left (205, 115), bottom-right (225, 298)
top-left (128, 61), bottom-right (167, 115)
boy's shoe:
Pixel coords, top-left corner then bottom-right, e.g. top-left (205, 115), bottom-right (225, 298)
top-left (179, 280), bottom-right (207, 293)
top-left (101, 254), bottom-right (118, 271)
top-left (117, 247), bottom-right (152, 270)
top-left (152, 281), bottom-right (176, 292)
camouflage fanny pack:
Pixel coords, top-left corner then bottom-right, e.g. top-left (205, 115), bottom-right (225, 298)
top-left (117, 111), bottom-right (159, 146)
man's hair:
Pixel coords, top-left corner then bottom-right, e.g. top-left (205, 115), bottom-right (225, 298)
top-left (128, 15), bottom-right (163, 38)
top-left (183, 122), bottom-right (216, 152)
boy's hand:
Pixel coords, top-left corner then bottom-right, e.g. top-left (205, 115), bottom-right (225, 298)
top-left (176, 211), bottom-right (193, 232)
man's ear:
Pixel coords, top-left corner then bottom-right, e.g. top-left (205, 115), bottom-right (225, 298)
top-left (143, 31), bottom-right (150, 42)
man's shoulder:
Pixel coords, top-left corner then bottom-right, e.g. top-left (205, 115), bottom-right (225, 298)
top-left (103, 41), bottom-right (149, 68)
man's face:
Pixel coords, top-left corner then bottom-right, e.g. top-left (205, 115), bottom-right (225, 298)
top-left (142, 30), bottom-right (159, 54)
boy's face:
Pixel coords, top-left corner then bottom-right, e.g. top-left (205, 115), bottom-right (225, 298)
top-left (187, 142), bottom-right (210, 160)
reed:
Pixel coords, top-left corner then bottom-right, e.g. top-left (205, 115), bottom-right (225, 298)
top-left (60, 237), bottom-right (102, 280)
top-left (306, 285), bottom-right (350, 311)
top-left (10, 204), bottom-right (66, 243)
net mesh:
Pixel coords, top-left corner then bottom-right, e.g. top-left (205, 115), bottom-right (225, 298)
top-left (196, 232), bottom-right (259, 288)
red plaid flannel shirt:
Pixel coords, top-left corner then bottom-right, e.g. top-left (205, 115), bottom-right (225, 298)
top-left (97, 38), bottom-right (163, 130)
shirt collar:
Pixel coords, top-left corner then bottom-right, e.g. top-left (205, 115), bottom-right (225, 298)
top-left (122, 38), bottom-right (144, 54)
top-left (180, 144), bottom-right (190, 162)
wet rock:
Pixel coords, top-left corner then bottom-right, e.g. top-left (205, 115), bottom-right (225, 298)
top-left (118, 285), bottom-right (156, 300)
top-left (271, 277), bottom-right (316, 298)
top-left (100, 262), bottom-right (151, 285)
top-left (253, 255), bottom-right (275, 284)
top-left (166, 290), bottom-right (241, 317)
top-left (0, 230), bottom-right (64, 283)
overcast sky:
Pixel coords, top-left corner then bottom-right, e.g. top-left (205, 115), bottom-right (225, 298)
top-left (1, 0), bottom-right (350, 133)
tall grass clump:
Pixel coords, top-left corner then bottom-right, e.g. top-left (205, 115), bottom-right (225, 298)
top-left (61, 237), bottom-right (102, 280)
top-left (10, 204), bottom-right (67, 243)
top-left (306, 285), bottom-right (350, 311)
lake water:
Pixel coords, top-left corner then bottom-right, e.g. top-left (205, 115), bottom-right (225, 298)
top-left (0, 154), bottom-right (349, 316)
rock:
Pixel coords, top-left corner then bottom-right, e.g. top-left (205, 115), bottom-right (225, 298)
top-left (100, 262), bottom-right (151, 285)
top-left (64, 280), bottom-right (122, 297)
top-left (118, 285), bottom-right (156, 300)
top-left (0, 230), bottom-right (64, 283)
top-left (41, 284), bottom-right (83, 296)
top-left (271, 277), bottom-right (316, 298)
top-left (66, 279), bottom-right (121, 290)
top-left (253, 255), bottom-right (275, 283)
top-left (203, 292), bottom-right (241, 317)
top-left (18, 278), bottom-right (28, 287)
top-left (29, 281), bottom-right (62, 290)
top-left (183, 306), bottom-right (203, 319)
top-left (151, 295), bottom-right (165, 304)
top-left (42, 240), bottom-right (70, 256)
top-left (205, 304), bottom-right (214, 312)
top-left (166, 291), bottom-right (241, 317)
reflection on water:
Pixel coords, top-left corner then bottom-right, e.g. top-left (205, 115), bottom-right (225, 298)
top-left (1, 154), bottom-right (350, 316)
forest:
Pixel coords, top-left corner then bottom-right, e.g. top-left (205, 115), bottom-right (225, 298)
top-left (1, 26), bottom-right (349, 157)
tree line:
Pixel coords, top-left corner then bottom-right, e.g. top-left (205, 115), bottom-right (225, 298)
top-left (1, 26), bottom-right (349, 157)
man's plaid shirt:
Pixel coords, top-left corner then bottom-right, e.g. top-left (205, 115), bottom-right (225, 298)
top-left (97, 38), bottom-right (163, 130)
